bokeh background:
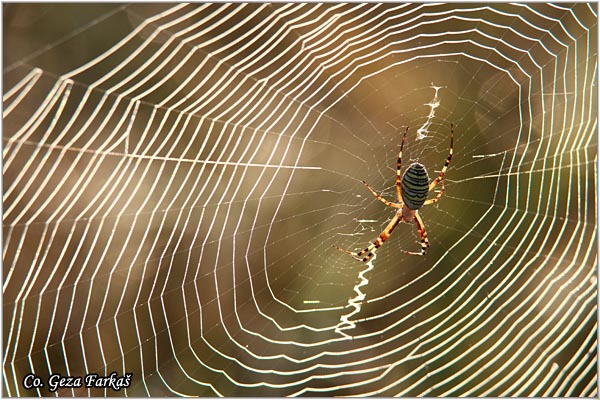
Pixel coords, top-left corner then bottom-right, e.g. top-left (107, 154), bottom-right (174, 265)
top-left (3, 3), bottom-right (597, 396)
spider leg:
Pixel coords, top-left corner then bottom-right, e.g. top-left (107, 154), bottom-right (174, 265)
top-left (428, 123), bottom-right (454, 192)
top-left (424, 177), bottom-right (445, 205)
top-left (335, 209), bottom-right (403, 262)
top-left (396, 126), bottom-right (409, 202)
top-left (400, 211), bottom-right (430, 256)
top-left (362, 180), bottom-right (402, 208)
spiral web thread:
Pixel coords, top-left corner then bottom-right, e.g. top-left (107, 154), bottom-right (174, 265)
top-left (3, 3), bottom-right (597, 396)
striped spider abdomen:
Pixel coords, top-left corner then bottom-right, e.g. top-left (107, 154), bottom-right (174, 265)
top-left (400, 162), bottom-right (430, 210)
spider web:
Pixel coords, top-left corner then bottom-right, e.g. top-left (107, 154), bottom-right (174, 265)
top-left (3, 3), bottom-right (597, 396)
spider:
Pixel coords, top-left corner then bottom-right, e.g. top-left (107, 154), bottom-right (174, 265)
top-left (335, 124), bottom-right (454, 262)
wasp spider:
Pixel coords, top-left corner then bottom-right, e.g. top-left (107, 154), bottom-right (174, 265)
top-left (336, 124), bottom-right (454, 262)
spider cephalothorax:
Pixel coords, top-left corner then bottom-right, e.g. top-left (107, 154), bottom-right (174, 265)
top-left (336, 125), bottom-right (454, 262)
